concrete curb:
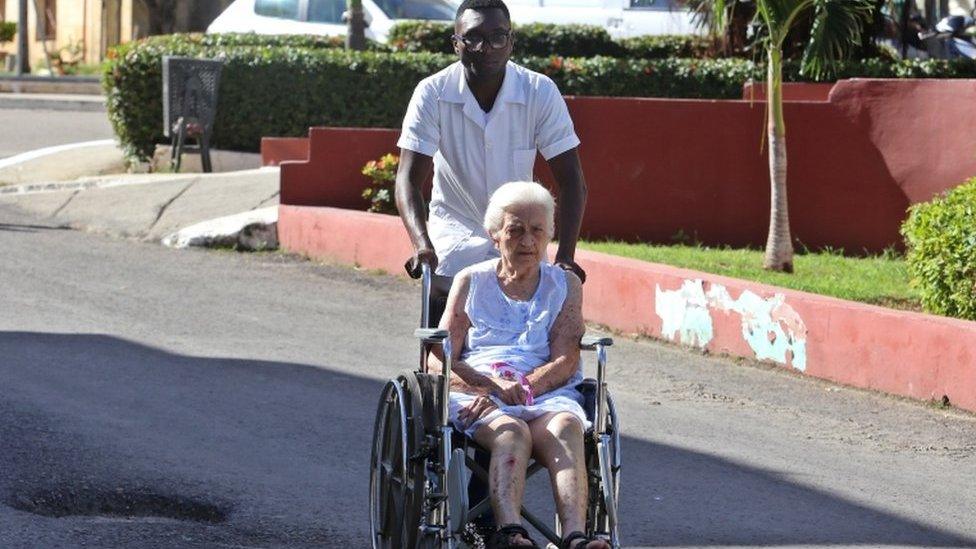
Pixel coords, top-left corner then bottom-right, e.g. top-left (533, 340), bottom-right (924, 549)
top-left (0, 92), bottom-right (107, 111)
top-left (278, 204), bottom-right (976, 414)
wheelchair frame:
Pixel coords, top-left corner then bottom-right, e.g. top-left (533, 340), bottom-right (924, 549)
top-left (369, 265), bottom-right (620, 548)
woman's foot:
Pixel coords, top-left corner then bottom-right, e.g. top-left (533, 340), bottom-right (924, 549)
top-left (488, 523), bottom-right (539, 548)
top-left (562, 531), bottom-right (611, 549)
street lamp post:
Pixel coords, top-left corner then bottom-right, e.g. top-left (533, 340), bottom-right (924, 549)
top-left (16, 0), bottom-right (30, 75)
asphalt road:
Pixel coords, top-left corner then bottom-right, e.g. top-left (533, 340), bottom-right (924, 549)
top-left (1, 204), bottom-right (976, 548)
top-left (0, 108), bottom-right (115, 160)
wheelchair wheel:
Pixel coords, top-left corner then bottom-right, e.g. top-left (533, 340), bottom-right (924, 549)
top-left (369, 371), bottom-right (440, 549)
top-left (586, 390), bottom-right (621, 546)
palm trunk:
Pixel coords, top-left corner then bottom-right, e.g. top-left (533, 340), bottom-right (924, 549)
top-left (763, 45), bottom-right (795, 273)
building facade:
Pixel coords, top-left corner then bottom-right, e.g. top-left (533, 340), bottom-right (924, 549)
top-left (0, 0), bottom-right (232, 69)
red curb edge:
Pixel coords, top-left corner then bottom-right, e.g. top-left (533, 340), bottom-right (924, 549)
top-left (279, 204), bottom-right (976, 413)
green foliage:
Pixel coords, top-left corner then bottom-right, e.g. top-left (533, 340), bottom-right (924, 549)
top-left (102, 32), bottom-right (976, 162)
top-left (361, 153), bottom-right (399, 214)
top-left (618, 34), bottom-right (715, 59)
top-left (901, 178), bottom-right (976, 320)
top-left (0, 21), bottom-right (16, 43)
top-left (389, 21), bottom-right (627, 57)
top-left (102, 34), bottom-right (446, 161)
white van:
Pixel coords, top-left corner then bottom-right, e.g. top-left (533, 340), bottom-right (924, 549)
top-left (507, 1), bottom-right (697, 39)
top-left (206, 0), bottom-right (697, 42)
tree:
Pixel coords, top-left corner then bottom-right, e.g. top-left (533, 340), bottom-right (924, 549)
top-left (698, 0), bottom-right (873, 272)
top-left (346, 0), bottom-right (367, 50)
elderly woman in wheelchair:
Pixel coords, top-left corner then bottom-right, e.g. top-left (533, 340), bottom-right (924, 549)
top-left (370, 181), bottom-right (619, 549)
top-left (433, 182), bottom-right (609, 549)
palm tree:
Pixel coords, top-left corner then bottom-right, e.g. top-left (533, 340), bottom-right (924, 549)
top-left (696, 0), bottom-right (873, 272)
top-left (346, 0), bottom-right (367, 51)
top-left (761, 0), bottom-right (873, 271)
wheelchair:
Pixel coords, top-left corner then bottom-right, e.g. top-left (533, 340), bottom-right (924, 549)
top-left (369, 264), bottom-right (620, 548)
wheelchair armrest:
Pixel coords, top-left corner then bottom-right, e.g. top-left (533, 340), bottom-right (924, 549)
top-left (415, 328), bottom-right (449, 344)
top-left (581, 335), bottom-right (614, 350)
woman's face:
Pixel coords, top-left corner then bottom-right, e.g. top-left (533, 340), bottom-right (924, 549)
top-left (493, 203), bottom-right (551, 269)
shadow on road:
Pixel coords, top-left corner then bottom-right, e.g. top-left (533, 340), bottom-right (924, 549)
top-left (0, 331), bottom-right (971, 547)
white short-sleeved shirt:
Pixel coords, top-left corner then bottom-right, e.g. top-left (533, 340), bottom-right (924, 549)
top-left (397, 61), bottom-right (580, 276)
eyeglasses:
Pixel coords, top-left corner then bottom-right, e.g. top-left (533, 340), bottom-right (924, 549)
top-left (452, 31), bottom-right (512, 52)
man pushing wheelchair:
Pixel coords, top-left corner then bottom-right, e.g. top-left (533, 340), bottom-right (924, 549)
top-left (377, 1), bottom-right (618, 547)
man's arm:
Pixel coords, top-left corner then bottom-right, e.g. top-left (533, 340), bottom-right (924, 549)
top-left (546, 147), bottom-right (588, 282)
top-left (395, 148), bottom-right (437, 276)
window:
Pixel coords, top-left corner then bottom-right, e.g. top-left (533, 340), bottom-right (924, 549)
top-left (308, 0), bottom-right (345, 23)
top-left (372, 0), bottom-right (456, 21)
top-left (255, 0), bottom-right (300, 19)
top-left (37, 0), bottom-right (56, 40)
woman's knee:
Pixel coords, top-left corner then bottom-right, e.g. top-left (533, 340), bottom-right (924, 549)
top-left (531, 413), bottom-right (585, 462)
top-left (479, 415), bottom-right (532, 452)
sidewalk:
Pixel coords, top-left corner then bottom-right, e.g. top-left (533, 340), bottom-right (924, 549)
top-left (0, 168), bottom-right (279, 242)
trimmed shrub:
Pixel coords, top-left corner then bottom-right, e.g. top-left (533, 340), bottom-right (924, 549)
top-left (0, 21), bottom-right (17, 44)
top-left (388, 21), bottom-right (624, 58)
top-left (618, 34), bottom-right (714, 59)
top-left (901, 178), bottom-right (976, 320)
top-left (102, 36), bottom-right (449, 161)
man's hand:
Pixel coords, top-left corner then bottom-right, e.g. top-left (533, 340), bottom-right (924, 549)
top-left (404, 248), bottom-right (439, 279)
top-left (489, 377), bottom-right (530, 406)
top-left (458, 395), bottom-right (498, 427)
top-left (555, 259), bottom-right (586, 284)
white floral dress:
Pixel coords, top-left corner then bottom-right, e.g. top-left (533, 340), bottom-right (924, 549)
top-left (448, 259), bottom-right (589, 437)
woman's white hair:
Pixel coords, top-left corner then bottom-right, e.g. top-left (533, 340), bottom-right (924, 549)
top-left (483, 181), bottom-right (556, 237)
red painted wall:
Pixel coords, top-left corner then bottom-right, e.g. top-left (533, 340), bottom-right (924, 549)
top-left (275, 79), bottom-right (976, 253)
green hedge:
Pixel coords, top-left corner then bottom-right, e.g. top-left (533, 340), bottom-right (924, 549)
top-left (387, 20), bottom-right (714, 59)
top-left (901, 178), bottom-right (976, 320)
top-left (0, 21), bottom-right (16, 43)
top-left (103, 33), bottom-right (976, 162)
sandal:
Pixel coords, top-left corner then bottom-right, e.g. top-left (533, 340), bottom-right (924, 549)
top-left (561, 531), bottom-right (611, 549)
top-left (488, 523), bottom-right (540, 549)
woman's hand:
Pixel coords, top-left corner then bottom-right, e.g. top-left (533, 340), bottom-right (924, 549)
top-left (489, 377), bottom-right (530, 406)
top-left (458, 395), bottom-right (498, 427)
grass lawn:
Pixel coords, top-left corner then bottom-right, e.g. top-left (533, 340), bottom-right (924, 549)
top-left (579, 241), bottom-right (921, 311)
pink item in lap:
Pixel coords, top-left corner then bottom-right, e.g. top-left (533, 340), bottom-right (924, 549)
top-left (490, 361), bottom-right (535, 405)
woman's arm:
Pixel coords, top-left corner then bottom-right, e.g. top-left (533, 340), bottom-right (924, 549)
top-left (428, 271), bottom-right (495, 395)
top-left (525, 271), bottom-right (585, 397)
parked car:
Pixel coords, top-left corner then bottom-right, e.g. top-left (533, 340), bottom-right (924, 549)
top-left (207, 0), bottom-right (459, 42)
top-left (208, 0), bottom-right (697, 42)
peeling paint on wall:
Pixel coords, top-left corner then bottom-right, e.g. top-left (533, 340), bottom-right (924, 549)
top-left (655, 280), bottom-right (809, 371)
top-left (655, 280), bottom-right (714, 348)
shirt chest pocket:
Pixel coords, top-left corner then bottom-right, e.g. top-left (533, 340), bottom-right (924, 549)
top-left (511, 148), bottom-right (537, 182)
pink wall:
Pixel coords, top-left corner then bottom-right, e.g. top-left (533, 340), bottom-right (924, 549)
top-left (279, 205), bottom-right (976, 413)
top-left (273, 79), bottom-right (976, 253)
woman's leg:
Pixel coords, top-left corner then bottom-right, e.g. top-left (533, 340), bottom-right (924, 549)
top-left (528, 412), bottom-right (608, 548)
top-left (473, 414), bottom-right (534, 543)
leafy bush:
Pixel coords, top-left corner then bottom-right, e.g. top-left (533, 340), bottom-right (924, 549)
top-left (102, 35), bottom-right (448, 161)
top-left (901, 178), bottom-right (976, 320)
top-left (388, 21), bottom-right (625, 58)
top-left (618, 34), bottom-right (714, 59)
top-left (361, 153), bottom-right (399, 214)
top-left (0, 21), bottom-right (16, 44)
